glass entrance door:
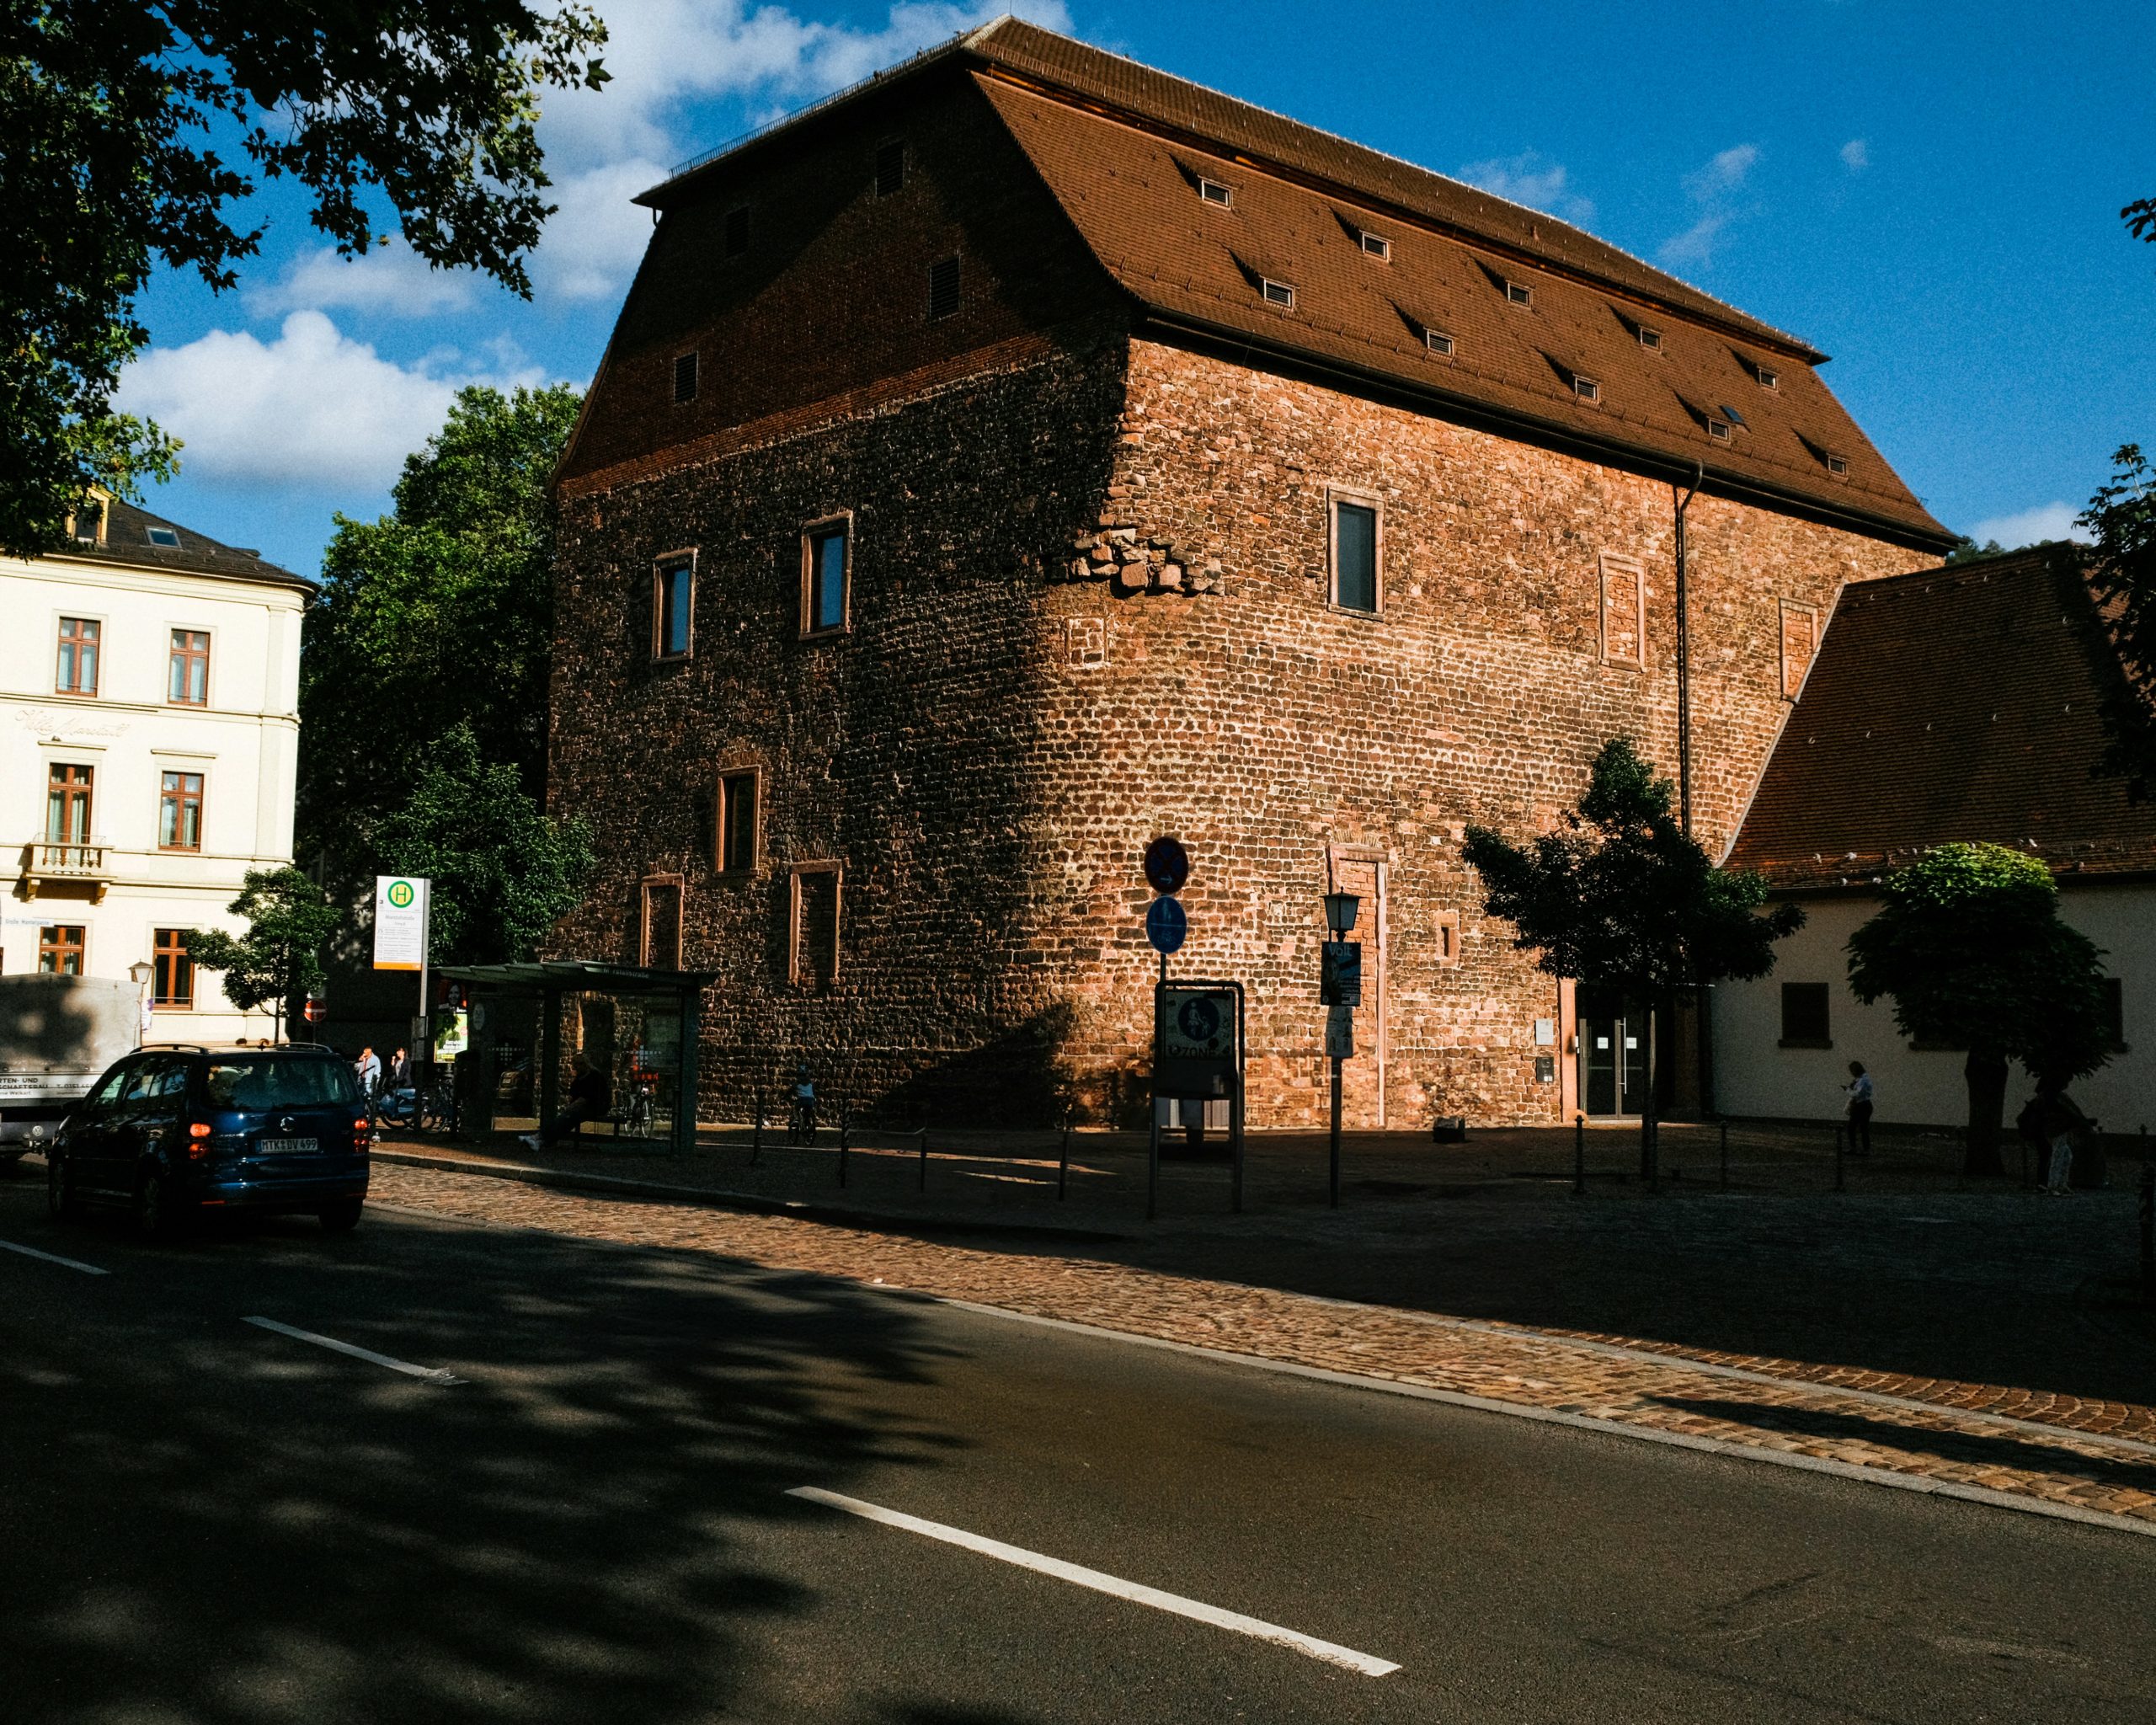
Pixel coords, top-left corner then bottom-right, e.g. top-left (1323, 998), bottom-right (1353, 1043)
top-left (1576, 986), bottom-right (1649, 1118)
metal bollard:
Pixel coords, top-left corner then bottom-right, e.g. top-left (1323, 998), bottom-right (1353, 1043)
top-left (752, 1085), bottom-right (764, 1166)
top-left (838, 1097), bottom-right (850, 1188)
top-left (2139, 1145), bottom-right (2153, 1311)
top-left (1833, 1123), bottom-right (1845, 1193)
top-left (1573, 1113), bottom-right (1585, 1197)
top-left (1720, 1119), bottom-right (1729, 1193)
top-left (1059, 1111), bottom-right (1071, 1201)
top-left (918, 1126), bottom-right (929, 1194)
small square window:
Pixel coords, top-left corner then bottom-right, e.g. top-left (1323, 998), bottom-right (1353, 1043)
top-left (38, 924), bottom-right (86, 975)
top-left (1757, 366), bottom-right (1780, 390)
top-left (1260, 277), bottom-right (1294, 308)
top-left (1424, 328), bottom-right (1454, 358)
top-left (654, 557), bottom-right (694, 660)
top-left (718, 770), bottom-right (760, 874)
top-left (1780, 982), bottom-right (1832, 1048)
top-left (1707, 416), bottom-right (1732, 441)
top-left (1825, 453), bottom-right (1849, 478)
top-left (1331, 497), bottom-right (1379, 615)
top-left (146, 525), bottom-right (181, 547)
top-left (1505, 280), bottom-right (1534, 307)
top-left (803, 520), bottom-right (850, 638)
top-left (1572, 376), bottom-right (1601, 404)
top-left (1637, 326), bottom-right (1662, 352)
top-left (927, 254), bottom-right (962, 321)
top-left (1198, 177), bottom-right (1233, 207)
top-left (673, 351), bottom-right (699, 404)
top-left (723, 205), bottom-right (750, 258)
top-left (875, 140), bottom-right (906, 197)
top-left (1358, 230), bottom-right (1390, 260)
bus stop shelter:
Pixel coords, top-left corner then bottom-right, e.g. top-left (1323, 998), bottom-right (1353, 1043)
top-left (437, 961), bottom-right (715, 1154)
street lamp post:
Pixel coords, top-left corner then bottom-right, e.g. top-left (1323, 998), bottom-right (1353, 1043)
top-left (127, 959), bottom-right (155, 1048)
top-left (1321, 891), bottom-right (1360, 1210)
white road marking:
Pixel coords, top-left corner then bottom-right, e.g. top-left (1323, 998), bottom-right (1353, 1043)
top-left (242, 1316), bottom-right (462, 1384)
top-left (787, 1486), bottom-right (1401, 1677)
top-left (0, 1237), bottom-right (108, 1276)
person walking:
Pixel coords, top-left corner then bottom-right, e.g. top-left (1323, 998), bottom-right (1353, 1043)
top-left (2035, 1079), bottom-right (2091, 1195)
top-left (1843, 1061), bottom-right (1874, 1157)
top-left (789, 1063), bottom-right (818, 1145)
top-left (354, 1045), bottom-right (382, 1119)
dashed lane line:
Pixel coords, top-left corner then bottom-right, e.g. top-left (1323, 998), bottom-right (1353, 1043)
top-left (242, 1316), bottom-right (463, 1385)
top-left (787, 1485), bottom-right (1401, 1677)
top-left (0, 1237), bottom-right (109, 1276)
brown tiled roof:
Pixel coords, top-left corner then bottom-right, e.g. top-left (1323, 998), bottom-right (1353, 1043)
top-left (40, 496), bottom-right (308, 590)
top-left (1726, 546), bottom-right (2156, 888)
top-left (643, 18), bottom-right (1951, 550)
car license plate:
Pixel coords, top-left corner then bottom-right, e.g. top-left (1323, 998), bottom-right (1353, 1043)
top-left (257, 1136), bottom-right (319, 1156)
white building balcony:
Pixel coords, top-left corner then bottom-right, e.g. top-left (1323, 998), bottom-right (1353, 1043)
top-left (19, 838), bottom-right (112, 902)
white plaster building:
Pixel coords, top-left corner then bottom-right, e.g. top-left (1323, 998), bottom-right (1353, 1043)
top-left (1713, 547), bottom-right (2155, 1136)
top-left (2, 494), bottom-right (308, 1042)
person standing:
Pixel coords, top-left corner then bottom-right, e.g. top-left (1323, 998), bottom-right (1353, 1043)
top-left (355, 1045), bottom-right (382, 1117)
top-left (2036, 1080), bottom-right (2091, 1195)
top-left (387, 1046), bottom-right (411, 1092)
top-left (1844, 1061), bottom-right (1874, 1157)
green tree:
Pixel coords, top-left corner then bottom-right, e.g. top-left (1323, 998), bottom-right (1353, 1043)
top-left (1845, 843), bottom-right (2112, 1176)
top-left (374, 722), bottom-right (592, 964)
top-left (299, 382), bottom-right (579, 857)
top-left (2082, 444), bottom-right (2156, 800)
top-left (1, 1), bottom-right (607, 552)
top-left (1463, 739), bottom-right (1802, 1177)
top-left (189, 866), bottom-right (342, 1042)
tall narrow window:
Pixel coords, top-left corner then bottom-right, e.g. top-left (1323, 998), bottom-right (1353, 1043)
top-left (168, 629), bottom-right (209, 705)
top-left (1331, 498), bottom-right (1379, 615)
top-left (875, 140), bottom-right (906, 197)
top-left (927, 255), bottom-right (962, 320)
top-left (1598, 552), bottom-right (1646, 669)
top-left (46, 762), bottom-right (93, 844)
top-left (153, 929), bottom-right (194, 1008)
top-left (672, 351), bottom-right (699, 403)
top-left (159, 771), bottom-right (204, 852)
top-left (803, 520), bottom-right (850, 637)
top-left (1780, 982), bottom-right (1832, 1047)
top-left (790, 865), bottom-right (841, 988)
top-left (641, 878), bottom-right (684, 969)
top-left (718, 770), bottom-right (760, 874)
top-left (723, 205), bottom-right (751, 258)
top-left (654, 557), bottom-right (694, 660)
top-left (2101, 976), bottom-right (2126, 1050)
top-left (56, 617), bottom-right (99, 695)
top-left (38, 925), bottom-right (85, 975)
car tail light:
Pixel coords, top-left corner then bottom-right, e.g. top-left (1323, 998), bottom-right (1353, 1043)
top-left (353, 1118), bottom-right (370, 1131)
top-left (189, 1122), bottom-right (212, 1138)
top-left (186, 1120), bottom-right (211, 1159)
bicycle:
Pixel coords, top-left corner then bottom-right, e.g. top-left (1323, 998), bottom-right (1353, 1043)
top-left (622, 1080), bottom-right (656, 1139)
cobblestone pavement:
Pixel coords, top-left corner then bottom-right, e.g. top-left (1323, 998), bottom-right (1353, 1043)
top-left (368, 1160), bottom-right (2156, 1531)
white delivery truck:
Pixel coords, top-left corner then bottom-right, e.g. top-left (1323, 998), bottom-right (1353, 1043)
top-left (0, 975), bottom-right (141, 1165)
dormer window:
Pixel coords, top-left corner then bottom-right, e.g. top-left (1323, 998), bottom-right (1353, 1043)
top-left (1358, 229), bottom-right (1390, 260)
top-left (70, 499), bottom-right (105, 544)
top-left (1505, 280), bottom-right (1534, 307)
top-left (1825, 453), bottom-right (1849, 478)
top-left (1637, 326), bottom-right (1662, 352)
top-left (1260, 277), bottom-right (1294, 309)
top-left (1706, 416), bottom-right (1732, 441)
top-left (1572, 375), bottom-right (1601, 404)
top-left (1756, 365), bottom-right (1780, 390)
top-left (1424, 328), bottom-right (1455, 358)
top-left (1198, 177), bottom-right (1233, 208)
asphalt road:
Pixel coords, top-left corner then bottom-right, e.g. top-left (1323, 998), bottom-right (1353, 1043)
top-left (2, 1167), bottom-right (2151, 1724)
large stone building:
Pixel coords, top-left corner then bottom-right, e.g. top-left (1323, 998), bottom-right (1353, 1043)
top-left (2, 493), bottom-right (307, 1042)
top-left (546, 19), bottom-right (1955, 1129)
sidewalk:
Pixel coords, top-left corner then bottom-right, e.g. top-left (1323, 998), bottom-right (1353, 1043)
top-left (369, 1122), bottom-right (2156, 1534)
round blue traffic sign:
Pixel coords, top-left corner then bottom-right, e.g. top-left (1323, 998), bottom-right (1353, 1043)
top-left (1143, 836), bottom-right (1190, 895)
top-left (1145, 895), bottom-right (1187, 954)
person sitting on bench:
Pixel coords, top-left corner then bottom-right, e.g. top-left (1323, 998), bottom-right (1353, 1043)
top-left (522, 1055), bottom-right (611, 1150)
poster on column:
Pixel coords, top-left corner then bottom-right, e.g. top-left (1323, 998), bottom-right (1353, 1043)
top-left (373, 876), bottom-right (430, 971)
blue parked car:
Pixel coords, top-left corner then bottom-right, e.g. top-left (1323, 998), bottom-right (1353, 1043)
top-left (46, 1044), bottom-right (371, 1240)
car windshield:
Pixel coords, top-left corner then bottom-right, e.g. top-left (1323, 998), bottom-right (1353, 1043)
top-left (202, 1057), bottom-right (359, 1111)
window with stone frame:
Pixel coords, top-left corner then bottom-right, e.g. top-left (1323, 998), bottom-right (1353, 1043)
top-left (46, 761), bottom-right (93, 843)
top-left (654, 554), bottom-right (695, 660)
top-left (801, 517), bottom-right (851, 638)
top-left (1780, 600), bottom-right (1820, 700)
top-left (153, 928), bottom-right (195, 1007)
top-left (56, 616), bottom-right (99, 695)
top-left (1330, 494), bottom-right (1380, 614)
top-left (717, 768), bottom-right (760, 874)
top-left (789, 862), bottom-right (842, 989)
top-left (641, 877), bottom-right (684, 969)
top-left (1598, 552), bottom-right (1646, 669)
top-left (168, 629), bottom-right (210, 704)
top-left (1780, 982), bottom-right (1832, 1048)
top-left (159, 771), bottom-right (204, 852)
top-left (39, 924), bottom-right (85, 975)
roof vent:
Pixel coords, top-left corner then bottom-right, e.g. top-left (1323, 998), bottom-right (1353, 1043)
top-left (1637, 326), bottom-right (1662, 352)
top-left (145, 526), bottom-right (180, 548)
top-left (875, 140), bottom-right (906, 198)
top-left (723, 205), bottom-right (750, 259)
top-left (928, 254), bottom-right (962, 321)
top-left (1198, 177), bottom-right (1233, 208)
top-left (1424, 328), bottom-right (1454, 358)
top-left (1504, 280), bottom-right (1534, 307)
top-left (673, 351), bottom-right (699, 404)
top-left (1358, 230), bottom-right (1390, 260)
top-left (1260, 277), bottom-right (1294, 309)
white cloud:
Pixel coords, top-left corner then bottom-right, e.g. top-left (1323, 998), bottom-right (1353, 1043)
top-left (1659, 143), bottom-right (1760, 270)
top-left (531, 158), bottom-right (674, 302)
top-left (243, 237), bottom-right (480, 320)
top-left (115, 312), bottom-right (541, 491)
top-left (1840, 137), bottom-right (1870, 173)
top-left (539, 0), bottom-right (1072, 170)
top-left (1458, 151), bottom-right (1594, 225)
top-left (1964, 502), bottom-right (2093, 549)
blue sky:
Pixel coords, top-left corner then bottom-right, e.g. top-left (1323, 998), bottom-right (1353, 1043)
top-left (122, 0), bottom-right (2156, 577)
